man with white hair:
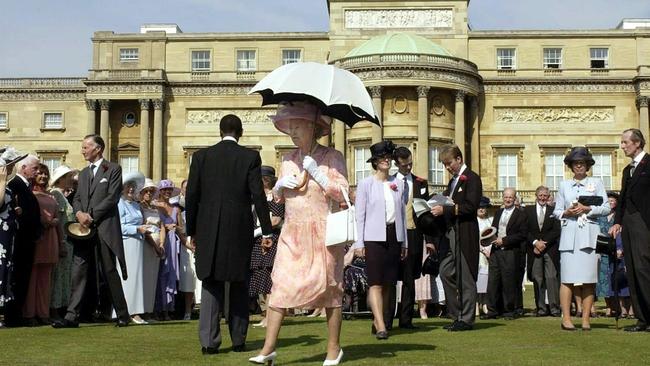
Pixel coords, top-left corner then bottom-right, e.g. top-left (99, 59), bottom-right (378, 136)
top-left (5, 154), bottom-right (42, 327)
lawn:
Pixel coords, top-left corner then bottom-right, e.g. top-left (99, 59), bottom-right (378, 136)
top-left (2, 292), bottom-right (648, 365)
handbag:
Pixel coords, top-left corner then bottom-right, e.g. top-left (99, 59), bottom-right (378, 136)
top-left (596, 233), bottom-right (616, 256)
top-left (578, 195), bottom-right (603, 206)
top-left (325, 186), bottom-right (357, 247)
top-left (421, 254), bottom-right (440, 277)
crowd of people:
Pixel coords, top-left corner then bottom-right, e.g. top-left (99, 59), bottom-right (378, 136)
top-left (1, 103), bottom-right (650, 366)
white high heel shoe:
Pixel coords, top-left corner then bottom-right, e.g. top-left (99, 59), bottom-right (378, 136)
top-left (249, 351), bottom-right (277, 365)
top-left (323, 349), bottom-right (343, 366)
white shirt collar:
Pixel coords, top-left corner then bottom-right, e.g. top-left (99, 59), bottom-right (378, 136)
top-left (536, 202), bottom-right (546, 210)
top-left (91, 158), bottom-right (104, 168)
top-left (222, 136), bottom-right (238, 143)
top-left (633, 151), bottom-right (646, 165)
top-left (456, 164), bottom-right (467, 177)
top-left (396, 172), bottom-right (412, 181)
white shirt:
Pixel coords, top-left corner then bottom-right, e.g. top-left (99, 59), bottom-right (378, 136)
top-left (632, 151), bottom-right (646, 175)
top-left (222, 136), bottom-right (238, 143)
top-left (532, 203), bottom-right (547, 245)
top-left (383, 182), bottom-right (396, 224)
top-left (450, 164), bottom-right (467, 198)
top-left (90, 158), bottom-right (104, 176)
top-left (395, 172), bottom-right (413, 199)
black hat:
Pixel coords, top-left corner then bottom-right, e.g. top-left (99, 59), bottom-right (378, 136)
top-left (261, 165), bottom-right (276, 177)
top-left (65, 222), bottom-right (96, 241)
top-left (564, 146), bottom-right (595, 167)
top-left (479, 196), bottom-right (491, 208)
top-left (367, 140), bottom-right (396, 163)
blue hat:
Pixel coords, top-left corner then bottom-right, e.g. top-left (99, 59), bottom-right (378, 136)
top-left (564, 147), bottom-right (595, 167)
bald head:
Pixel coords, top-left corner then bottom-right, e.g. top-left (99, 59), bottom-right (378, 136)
top-left (502, 187), bottom-right (516, 209)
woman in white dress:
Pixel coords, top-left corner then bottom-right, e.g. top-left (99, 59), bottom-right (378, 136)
top-left (177, 179), bottom-right (197, 320)
top-left (554, 147), bottom-right (610, 331)
top-left (139, 178), bottom-right (163, 318)
top-left (476, 197), bottom-right (493, 315)
top-left (117, 172), bottom-right (147, 324)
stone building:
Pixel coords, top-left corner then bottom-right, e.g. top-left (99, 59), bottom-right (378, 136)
top-left (1, 0), bottom-right (649, 203)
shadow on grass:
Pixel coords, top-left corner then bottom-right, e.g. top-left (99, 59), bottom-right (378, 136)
top-left (287, 343), bottom-right (436, 364)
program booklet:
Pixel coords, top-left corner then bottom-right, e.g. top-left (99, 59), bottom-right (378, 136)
top-left (413, 195), bottom-right (455, 217)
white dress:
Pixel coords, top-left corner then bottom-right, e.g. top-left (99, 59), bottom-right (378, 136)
top-left (117, 198), bottom-right (145, 315)
top-left (476, 216), bottom-right (493, 294)
top-left (554, 177), bottom-right (610, 284)
top-left (178, 210), bottom-right (197, 293)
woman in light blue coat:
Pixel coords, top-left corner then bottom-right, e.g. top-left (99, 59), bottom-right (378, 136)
top-left (354, 140), bottom-right (408, 340)
top-left (553, 147), bottom-right (610, 331)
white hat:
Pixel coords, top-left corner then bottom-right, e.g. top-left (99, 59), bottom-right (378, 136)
top-left (142, 178), bottom-right (157, 191)
top-left (122, 171), bottom-right (145, 193)
top-left (0, 147), bottom-right (28, 167)
top-left (49, 165), bottom-right (78, 187)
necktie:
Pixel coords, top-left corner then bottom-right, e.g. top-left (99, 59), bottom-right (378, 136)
top-left (90, 164), bottom-right (96, 183)
top-left (630, 161), bottom-right (637, 177)
top-left (537, 205), bottom-right (545, 230)
top-left (402, 175), bottom-right (409, 201)
top-left (450, 175), bottom-right (459, 196)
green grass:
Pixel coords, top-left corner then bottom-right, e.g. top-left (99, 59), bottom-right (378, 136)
top-left (2, 291), bottom-right (648, 365)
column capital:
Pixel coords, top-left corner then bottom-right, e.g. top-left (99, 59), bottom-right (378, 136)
top-left (139, 99), bottom-right (151, 110)
top-left (98, 99), bottom-right (111, 110)
top-left (368, 86), bottom-right (382, 98)
top-left (638, 96), bottom-right (649, 108)
top-left (416, 86), bottom-right (430, 98)
top-left (85, 99), bottom-right (97, 111)
top-left (455, 90), bottom-right (466, 103)
top-left (152, 99), bottom-right (165, 110)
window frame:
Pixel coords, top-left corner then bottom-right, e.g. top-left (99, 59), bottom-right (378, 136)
top-left (353, 145), bottom-right (372, 185)
top-left (496, 48), bottom-right (517, 70)
top-left (36, 150), bottom-right (67, 174)
top-left (42, 111), bottom-right (64, 130)
top-left (0, 112), bottom-right (7, 130)
top-left (590, 47), bottom-right (609, 69)
top-left (281, 49), bottom-right (302, 65)
top-left (236, 49), bottom-right (257, 72)
top-left (118, 153), bottom-right (140, 175)
top-left (543, 152), bottom-right (566, 191)
top-left (591, 152), bottom-right (613, 190)
top-left (119, 48), bottom-right (139, 62)
top-left (190, 50), bottom-right (212, 72)
top-left (495, 151), bottom-right (519, 191)
top-left (428, 145), bottom-right (446, 185)
top-left (543, 47), bottom-right (563, 69)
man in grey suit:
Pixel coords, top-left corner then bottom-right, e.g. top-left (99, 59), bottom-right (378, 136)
top-left (53, 135), bottom-right (129, 328)
top-left (186, 114), bottom-right (272, 354)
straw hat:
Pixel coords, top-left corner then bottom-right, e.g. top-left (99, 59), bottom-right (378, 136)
top-left (65, 222), bottom-right (96, 241)
top-left (49, 165), bottom-right (78, 187)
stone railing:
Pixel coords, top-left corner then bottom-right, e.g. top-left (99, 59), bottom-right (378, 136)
top-left (0, 77), bottom-right (86, 88)
top-left (335, 53), bottom-right (479, 75)
top-left (88, 69), bottom-right (165, 81)
top-left (236, 70), bottom-right (256, 81)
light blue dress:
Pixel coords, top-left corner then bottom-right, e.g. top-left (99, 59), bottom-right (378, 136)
top-left (553, 177), bottom-right (610, 284)
top-left (117, 198), bottom-right (145, 315)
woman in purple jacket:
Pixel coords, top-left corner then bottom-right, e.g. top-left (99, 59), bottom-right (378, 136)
top-left (353, 140), bottom-right (408, 340)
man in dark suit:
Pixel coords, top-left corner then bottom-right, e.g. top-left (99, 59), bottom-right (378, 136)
top-left (53, 134), bottom-right (129, 328)
top-left (482, 188), bottom-right (527, 320)
top-left (524, 185), bottom-right (561, 317)
top-left (186, 114), bottom-right (272, 354)
top-left (430, 144), bottom-right (482, 331)
top-left (610, 128), bottom-right (650, 332)
top-left (5, 155), bottom-right (42, 327)
top-left (384, 147), bottom-right (434, 329)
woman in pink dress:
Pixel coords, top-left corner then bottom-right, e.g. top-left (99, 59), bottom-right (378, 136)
top-left (251, 101), bottom-right (348, 366)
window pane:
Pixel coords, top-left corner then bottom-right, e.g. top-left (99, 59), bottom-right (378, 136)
top-left (43, 113), bottom-right (63, 129)
top-left (282, 49), bottom-right (301, 65)
top-left (544, 153), bottom-right (564, 190)
top-left (428, 146), bottom-right (445, 185)
top-left (590, 48), bottom-right (609, 68)
top-left (191, 51), bottom-right (211, 71)
top-left (497, 48), bottom-right (516, 69)
top-left (0, 113), bottom-right (6, 129)
top-left (119, 48), bottom-right (139, 61)
top-left (120, 156), bottom-right (139, 174)
top-left (498, 153), bottom-right (518, 190)
top-left (237, 50), bottom-right (256, 71)
top-left (592, 153), bottom-right (612, 189)
top-left (42, 157), bottom-right (61, 173)
top-left (354, 147), bottom-right (371, 184)
top-left (543, 48), bottom-right (562, 68)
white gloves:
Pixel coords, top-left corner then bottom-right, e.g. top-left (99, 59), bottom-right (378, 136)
top-left (273, 175), bottom-right (299, 196)
top-left (253, 227), bottom-right (262, 238)
top-left (303, 156), bottom-right (329, 188)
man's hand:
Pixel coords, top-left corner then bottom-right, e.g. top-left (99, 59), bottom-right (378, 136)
top-left (354, 248), bottom-right (365, 258)
top-left (400, 247), bottom-right (408, 261)
top-left (533, 247), bottom-right (541, 255)
top-left (430, 205), bottom-right (444, 217)
top-left (425, 243), bottom-right (436, 255)
top-left (609, 224), bottom-right (622, 237)
top-left (534, 240), bottom-right (547, 253)
top-left (186, 236), bottom-right (196, 253)
top-left (75, 211), bottom-right (93, 227)
top-left (492, 237), bottom-right (504, 247)
top-left (261, 237), bottom-right (273, 254)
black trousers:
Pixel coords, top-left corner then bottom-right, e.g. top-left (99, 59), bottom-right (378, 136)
top-left (621, 212), bottom-right (650, 327)
top-left (65, 236), bottom-right (129, 322)
top-left (4, 236), bottom-right (35, 326)
top-left (386, 229), bottom-right (423, 327)
top-left (486, 248), bottom-right (518, 317)
top-left (199, 280), bottom-right (249, 349)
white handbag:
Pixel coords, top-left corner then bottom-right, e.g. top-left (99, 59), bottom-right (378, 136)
top-left (325, 186), bottom-right (357, 247)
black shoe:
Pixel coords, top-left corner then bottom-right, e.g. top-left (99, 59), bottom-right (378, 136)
top-left (536, 310), bottom-right (550, 317)
top-left (232, 345), bottom-right (246, 352)
top-left (443, 320), bottom-right (458, 330)
top-left (52, 319), bottom-right (79, 329)
top-left (480, 314), bottom-right (497, 320)
top-left (624, 324), bottom-right (647, 332)
top-left (561, 324), bottom-right (577, 331)
top-left (115, 319), bottom-right (129, 327)
top-left (503, 315), bottom-right (515, 321)
top-left (201, 347), bottom-right (219, 355)
top-left (376, 330), bottom-right (389, 340)
top-left (550, 311), bottom-right (562, 317)
top-left (399, 323), bottom-right (418, 330)
top-left (448, 321), bottom-right (473, 332)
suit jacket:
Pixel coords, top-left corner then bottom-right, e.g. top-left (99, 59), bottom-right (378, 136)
top-left (354, 175), bottom-right (408, 248)
top-left (73, 159), bottom-right (127, 278)
top-left (8, 175), bottom-right (43, 244)
top-left (185, 140), bottom-right (272, 282)
top-left (439, 167), bottom-right (483, 280)
top-left (616, 152), bottom-right (650, 229)
top-left (524, 204), bottom-right (561, 281)
top-left (491, 207), bottom-right (528, 251)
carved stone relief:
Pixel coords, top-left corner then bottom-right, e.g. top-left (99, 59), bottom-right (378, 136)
top-left (354, 69), bottom-right (480, 93)
top-left (86, 84), bottom-right (164, 94)
top-left (494, 108), bottom-right (614, 124)
top-left (168, 85), bottom-right (252, 96)
top-left (431, 95), bottom-right (445, 116)
top-left (391, 96), bottom-right (409, 114)
top-left (187, 109), bottom-right (273, 125)
top-left (0, 92), bottom-right (85, 101)
top-left (344, 9), bottom-right (453, 29)
top-left (484, 83), bottom-right (634, 94)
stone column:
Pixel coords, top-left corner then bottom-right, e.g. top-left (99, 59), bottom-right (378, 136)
top-left (85, 99), bottom-right (97, 135)
top-left (139, 99), bottom-right (151, 177)
top-left (369, 86), bottom-right (383, 144)
top-left (639, 96), bottom-right (649, 141)
top-left (455, 91), bottom-right (466, 158)
top-left (416, 86), bottom-right (430, 178)
top-left (470, 98), bottom-right (480, 172)
top-left (99, 99), bottom-right (110, 147)
top-left (152, 99), bottom-right (164, 181)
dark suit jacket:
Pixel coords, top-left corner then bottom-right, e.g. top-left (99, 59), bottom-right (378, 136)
top-left (616, 152), bottom-right (650, 229)
top-left (186, 140), bottom-right (272, 282)
top-left (73, 159), bottom-right (127, 278)
top-left (491, 207), bottom-right (528, 251)
top-left (524, 204), bottom-right (561, 281)
top-left (8, 175), bottom-right (42, 244)
top-left (440, 168), bottom-right (483, 280)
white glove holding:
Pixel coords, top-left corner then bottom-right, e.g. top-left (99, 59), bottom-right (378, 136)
top-left (273, 175), bottom-right (299, 196)
top-left (303, 156), bottom-right (329, 188)
top-left (253, 227), bottom-right (262, 238)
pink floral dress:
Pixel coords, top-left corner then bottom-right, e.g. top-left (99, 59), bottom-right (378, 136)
top-left (269, 145), bottom-right (349, 309)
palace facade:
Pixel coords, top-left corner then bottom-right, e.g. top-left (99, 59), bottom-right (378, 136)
top-left (1, 0), bottom-right (649, 203)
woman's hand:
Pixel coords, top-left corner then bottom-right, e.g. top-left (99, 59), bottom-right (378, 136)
top-left (400, 247), bottom-right (408, 261)
top-left (165, 223), bottom-right (177, 232)
top-left (354, 248), bottom-right (365, 258)
top-left (137, 225), bottom-right (149, 234)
